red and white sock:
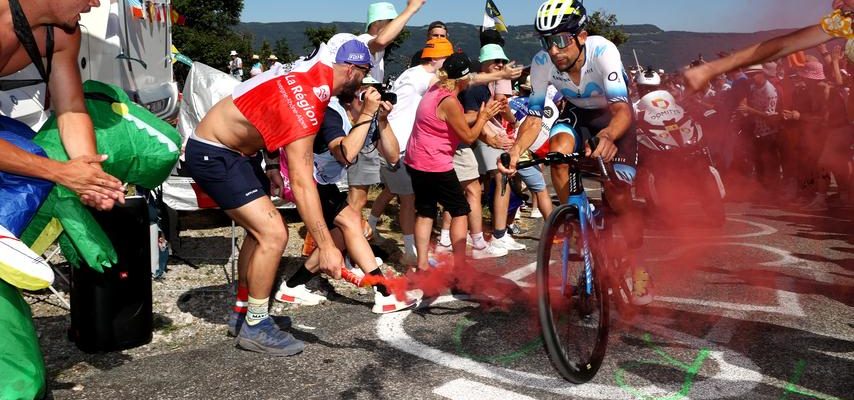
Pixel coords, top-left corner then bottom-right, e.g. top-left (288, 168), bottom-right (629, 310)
top-left (233, 285), bottom-right (249, 313)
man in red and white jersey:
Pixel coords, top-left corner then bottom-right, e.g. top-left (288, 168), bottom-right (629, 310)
top-left (184, 40), bottom-right (373, 356)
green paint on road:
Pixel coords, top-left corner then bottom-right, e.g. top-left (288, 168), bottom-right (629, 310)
top-left (453, 316), bottom-right (543, 365)
top-left (614, 333), bottom-right (711, 400)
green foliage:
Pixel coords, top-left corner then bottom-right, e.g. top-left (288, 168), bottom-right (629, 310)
top-left (303, 26), bottom-right (338, 52)
top-left (273, 38), bottom-right (297, 63)
top-left (585, 10), bottom-right (629, 47)
top-left (172, 0), bottom-right (251, 79)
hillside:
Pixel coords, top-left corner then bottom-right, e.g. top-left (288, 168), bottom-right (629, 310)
top-left (237, 21), bottom-right (799, 79)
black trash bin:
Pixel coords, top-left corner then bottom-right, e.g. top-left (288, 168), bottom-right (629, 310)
top-left (69, 196), bottom-right (153, 353)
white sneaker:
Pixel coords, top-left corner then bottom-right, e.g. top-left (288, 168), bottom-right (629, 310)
top-left (530, 208), bottom-right (543, 219)
top-left (515, 208), bottom-right (522, 220)
top-left (275, 283), bottom-right (327, 305)
top-left (471, 244), bottom-right (508, 259)
top-left (491, 235), bottom-right (527, 251)
top-left (372, 288), bottom-right (423, 314)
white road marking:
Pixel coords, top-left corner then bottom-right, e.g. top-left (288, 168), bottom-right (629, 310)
top-left (645, 217), bottom-right (777, 239)
top-left (656, 289), bottom-right (806, 317)
top-left (434, 379), bottom-right (537, 400)
top-left (501, 262), bottom-right (537, 283)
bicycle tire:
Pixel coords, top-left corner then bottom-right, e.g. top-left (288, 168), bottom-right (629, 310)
top-left (537, 203), bottom-right (610, 383)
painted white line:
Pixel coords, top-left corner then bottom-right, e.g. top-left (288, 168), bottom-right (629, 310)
top-left (434, 379), bottom-right (537, 400)
top-left (656, 289), bottom-right (806, 317)
top-left (501, 262), bottom-right (537, 283)
top-left (646, 217), bottom-right (777, 239)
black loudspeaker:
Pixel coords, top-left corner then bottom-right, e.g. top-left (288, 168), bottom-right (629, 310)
top-left (69, 196), bottom-right (153, 353)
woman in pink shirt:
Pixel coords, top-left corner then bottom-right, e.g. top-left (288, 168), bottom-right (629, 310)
top-left (404, 52), bottom-right (502, 272)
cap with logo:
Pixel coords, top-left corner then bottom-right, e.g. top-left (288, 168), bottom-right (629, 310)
top-left (479, 44), bottom-right (509, 63)
top-left (442, 52), bottom-right (472, 80)
top-left (335, 39), bottom-right (373, 67)
top-left (422, 38), bottom-right (454, 59)
top-left (366, 2), bottom-right (398, 31)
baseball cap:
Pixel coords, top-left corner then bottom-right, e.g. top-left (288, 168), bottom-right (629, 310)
top-left (479, 44), bottom-right (509, 63)
top-left (442, 52), bottom-right (472, 80)
top-left (366, 2), bottom-right (398, 30)
top-left (335, 39), bottom-right (373, 67)
top-left (422, 38), bottom-right (454, 59)
top-left (428, 21), bottom-right (447, 31)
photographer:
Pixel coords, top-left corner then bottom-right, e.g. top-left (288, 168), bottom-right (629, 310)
top-left (274, 79), bottom-right (423, 313)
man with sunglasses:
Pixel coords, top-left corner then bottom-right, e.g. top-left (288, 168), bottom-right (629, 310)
top-left (184, 39), bottom-right (372, 355)
top-left (498, 0), bottom-right (651, 305)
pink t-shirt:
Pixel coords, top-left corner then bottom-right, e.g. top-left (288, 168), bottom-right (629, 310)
top-left (404, 85), bottom-right (461, 172)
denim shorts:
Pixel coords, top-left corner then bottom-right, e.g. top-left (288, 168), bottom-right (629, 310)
top-left (517, 165), bottom-right (547, 193)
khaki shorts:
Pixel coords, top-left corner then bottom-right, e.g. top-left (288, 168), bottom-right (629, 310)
top-left (473, 140), bottom-right (505, 175)
top-left (347, 147), bottom-right (381, 186)
top-left (453, 147), bottom-right (480, 182)
top-left (380, 156), bottom-right (414, 195)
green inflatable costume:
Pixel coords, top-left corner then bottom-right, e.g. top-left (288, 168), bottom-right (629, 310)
top-left (20, 81), bottom-right (181, 271)
top-left (0, 280), bottom-right (46, 400)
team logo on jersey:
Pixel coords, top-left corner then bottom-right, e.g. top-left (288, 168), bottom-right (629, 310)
top-left (544, 106), bottom-right (554, 118)
top-left (608, 72), bottom-right (619, 82)
top-left (652, 98), bottom-right (670, 109)
top-left (313, 85), bottom-right (331, 102)
top-left (534, 53), bottom-right (548, 65)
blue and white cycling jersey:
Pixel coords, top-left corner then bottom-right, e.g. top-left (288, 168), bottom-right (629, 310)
top-left (527, 36), bottom-right (629, 117)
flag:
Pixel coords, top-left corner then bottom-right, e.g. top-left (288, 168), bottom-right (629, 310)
top-left (170, 8), bottom-right (186, 25)
top-left (482, 0), bottom-right (507, 33)
top-left (128, 0), bottom-right (143, 19)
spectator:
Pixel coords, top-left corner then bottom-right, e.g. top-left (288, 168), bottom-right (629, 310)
top-left (410, 20), bottom-right (450, 67)
top-left (740, 64), bottom-right (782, 195)
top-left (229, 50), bottom-right (243, 81)
top-left (249, 54), bottom-right (263, 78)
top-left (404, 53), bottom-right (502, 271)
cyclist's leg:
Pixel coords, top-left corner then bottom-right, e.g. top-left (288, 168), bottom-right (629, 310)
top-left (548, 111), bottom-right (583, 203)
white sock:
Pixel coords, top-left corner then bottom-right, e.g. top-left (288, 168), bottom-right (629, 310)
top-left (470, 232), bottom-right (488, 250)
top-left (368, 214), bottom-right (380, 230)
top-left (439, 229), bottom-right (451, 247)
top-left (245, 296), bottom-right (269, 326)
top-left (403, 234), bottom-right (417, 256)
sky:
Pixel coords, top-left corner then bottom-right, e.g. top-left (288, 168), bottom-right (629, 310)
top-left (241, 0), bottom-right (828, 33)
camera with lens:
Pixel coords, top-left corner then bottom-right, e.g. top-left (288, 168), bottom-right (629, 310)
top-left (359, 87), bottom-right (397, 105)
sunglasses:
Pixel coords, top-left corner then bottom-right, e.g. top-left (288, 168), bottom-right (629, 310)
top-left (540, 32), bottom-right (576, 51)
top-left (349, 63), bottom-right (371, 75)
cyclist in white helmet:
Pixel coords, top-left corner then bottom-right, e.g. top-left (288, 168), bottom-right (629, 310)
top-left (498, 0), bottom-right (651, 305)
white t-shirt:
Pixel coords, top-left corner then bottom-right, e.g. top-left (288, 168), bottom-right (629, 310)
top-left (387, 65), bottom-right (435, 151)
top-left (324, 33), bottom-right (386, 83)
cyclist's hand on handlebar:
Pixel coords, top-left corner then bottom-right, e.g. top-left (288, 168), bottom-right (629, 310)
top-left (496, 150), bottom-right (519, 176)
top-left (590, 131), bottom-right (619, 162)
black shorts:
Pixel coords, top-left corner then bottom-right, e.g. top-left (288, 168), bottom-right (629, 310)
top-left (317, 183), bottom-right (349, 229)
top-left (184, 138), bottom-right (270, 210)
top-left (553, 104), bottom-right (638, 166)
top-left (406, 166), bottom-right (470, 218)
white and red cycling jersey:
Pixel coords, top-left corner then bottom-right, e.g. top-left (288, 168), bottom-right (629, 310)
top-left (232, 44), bottom-right (335, 152)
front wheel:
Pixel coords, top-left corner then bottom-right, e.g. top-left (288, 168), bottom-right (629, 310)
top-left (537, 204), bottom-right (610, 383)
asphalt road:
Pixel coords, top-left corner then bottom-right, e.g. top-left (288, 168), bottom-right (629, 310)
top-left (46, 202), bottom-right (853, 400)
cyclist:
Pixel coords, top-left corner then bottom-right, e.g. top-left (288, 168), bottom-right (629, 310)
top-left (497, 0), bottom-right (651, 305)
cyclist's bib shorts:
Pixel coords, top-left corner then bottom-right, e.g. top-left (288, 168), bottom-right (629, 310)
top-left (549, 104), bottom-right (638, 186)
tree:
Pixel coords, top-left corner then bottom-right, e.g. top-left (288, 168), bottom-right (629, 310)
top-left (303, 26), bottom-right (338, 52)
top-left (585, 10), bottom-right (629, 47)
top-left (273, 38), bottom-right (297, 63)
top-left (172, 0), bottom-right (251, 78)
top-left (258, 40), bottom-right (272, 60)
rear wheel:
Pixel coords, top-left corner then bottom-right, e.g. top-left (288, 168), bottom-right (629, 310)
top-left (537, 204), bottom-right (609, 383)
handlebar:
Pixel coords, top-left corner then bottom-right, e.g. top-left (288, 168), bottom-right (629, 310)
top-left (500, 137), bottom-right (611, 183)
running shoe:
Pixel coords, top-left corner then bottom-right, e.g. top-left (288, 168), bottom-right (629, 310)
top-left (235, 317), bottom-right (305, 356)
top-left (372, 288), bottom-right (423, 314)
top-left (490, 235), bottom-right (527, 251)
top-left (227, 310), bottom-right (293, 337)
top-left (0, 225), bottom-right (54, 291)
top-left (471, 244), bottom-right (508, 259)
top-left (529, 208), bottom-right (543, 219)
top-left (433, 242), bottom-right (453, 255)
top-left (274, 283), bottom-right (327, 305)
top-left (508, 224), bottom-right (523, 236)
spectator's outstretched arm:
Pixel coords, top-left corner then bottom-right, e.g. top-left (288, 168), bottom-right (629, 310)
top-left (0, 139), bottom-right (122, 200)
top-left (369, 0), bottom-right (426, 52)
top-left (683, 25), bottom-right (832, 93)
top-left (472, 62), bottom-right (524, 85)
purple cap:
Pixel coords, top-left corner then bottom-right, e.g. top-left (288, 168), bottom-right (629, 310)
top-left (335, 40), bottom-right (372, 67)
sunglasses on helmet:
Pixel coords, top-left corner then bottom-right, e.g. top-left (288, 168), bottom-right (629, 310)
top-left (540, 32), bottom-right (576, 51)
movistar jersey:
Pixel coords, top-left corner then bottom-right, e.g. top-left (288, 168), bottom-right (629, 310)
top-left (527, 35), bottom-right (629, 117)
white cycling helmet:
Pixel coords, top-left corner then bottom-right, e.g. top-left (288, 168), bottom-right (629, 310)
top-left (636, 69), bottom-right (661, 87)
top-left (535, 0), bottom-right (587, 36)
